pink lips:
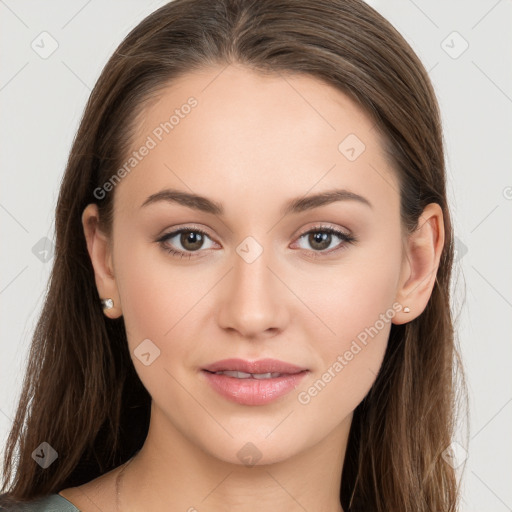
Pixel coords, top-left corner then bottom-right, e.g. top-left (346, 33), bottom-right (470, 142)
top-left (201, 358), bottom-right (309, 406)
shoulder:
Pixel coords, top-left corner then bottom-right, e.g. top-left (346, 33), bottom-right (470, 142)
top-left (0, 464), bottom-right (121, 512)
top-left (0, 494), bottom-right (80, 511)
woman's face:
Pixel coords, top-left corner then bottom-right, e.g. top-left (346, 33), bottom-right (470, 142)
top-left (93, 64), bottom-right (411, 465)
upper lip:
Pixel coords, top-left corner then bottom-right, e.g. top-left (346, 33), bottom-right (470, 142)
top-left (202, 358), bottom-right (308, 374)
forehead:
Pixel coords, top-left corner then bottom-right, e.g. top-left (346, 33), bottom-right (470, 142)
top-left (115, 64), bottom-right (399, 219)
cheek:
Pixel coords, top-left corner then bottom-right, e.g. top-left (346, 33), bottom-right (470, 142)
top-left (113, 231), bottom-right (199, 337)
top-left (293, 247), bottom-right (401, 349)
top-left (291, 240), bottom-right (401, 409)
top-left (113, 245), bottom-right (203, 405)
top-left (294, 273), bottom-right (395, 424)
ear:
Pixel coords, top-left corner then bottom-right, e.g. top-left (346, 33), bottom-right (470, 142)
top-left (81, 203), bottom-right (122, 319)
top-left (393, 202), bottom-right (445, 325)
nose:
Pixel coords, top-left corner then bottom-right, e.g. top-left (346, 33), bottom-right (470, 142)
top-left (216, 242), bottom-right (289, 340)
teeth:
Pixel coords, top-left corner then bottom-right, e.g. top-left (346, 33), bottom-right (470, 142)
top-left (219, 371), bottom-right (252, 378)
top-left (214, 371), bottom-right (282, 379)
top-left (252, 372), bottom-right (279, 379)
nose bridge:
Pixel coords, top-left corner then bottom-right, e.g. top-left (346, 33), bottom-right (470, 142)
top-left (217, 234), bottom-right (287, 336)
top-left (233, 234), bottom-right (278, 309)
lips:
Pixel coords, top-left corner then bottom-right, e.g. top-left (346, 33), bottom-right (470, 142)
top-left (202, 358), bottom-right (308, 376)
top-left (201, 359), bottom-right (310, 405)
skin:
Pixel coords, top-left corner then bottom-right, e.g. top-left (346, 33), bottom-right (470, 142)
top-left (61, 63), bottom-right (444, 512)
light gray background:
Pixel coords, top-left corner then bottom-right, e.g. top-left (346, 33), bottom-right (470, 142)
top-left (1, 1), bottom-right (511, 510)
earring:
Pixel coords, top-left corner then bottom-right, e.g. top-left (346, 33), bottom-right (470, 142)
top-left (101, 298), bottom-right (114, 310)
top-left (403, 306), bottom-right (410, 313)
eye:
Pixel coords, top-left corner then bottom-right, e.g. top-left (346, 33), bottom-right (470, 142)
top-left (157, 224), bottom-right (357, 260)
top-left (157, 227), bottom-right (216, 259)
top-left (293, 225), bottom-right (357, 258)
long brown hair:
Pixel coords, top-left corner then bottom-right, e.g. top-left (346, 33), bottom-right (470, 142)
top-left (0, 0), bottom-right (466, 510)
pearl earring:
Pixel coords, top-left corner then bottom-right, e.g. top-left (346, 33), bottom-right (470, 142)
top-left (101, 298), bottom-right (114, 310)
top-left (403, 306), bottom-right (410, 313)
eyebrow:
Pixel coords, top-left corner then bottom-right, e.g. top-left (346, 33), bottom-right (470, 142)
top-left (140, 187), bottom-right (373, 215)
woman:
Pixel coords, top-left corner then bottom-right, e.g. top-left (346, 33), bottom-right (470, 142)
top-left (0, 0), bottom-right (466, 510)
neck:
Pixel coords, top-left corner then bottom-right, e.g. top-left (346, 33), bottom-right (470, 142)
top-left (116, 404), bottom-right (350, 512)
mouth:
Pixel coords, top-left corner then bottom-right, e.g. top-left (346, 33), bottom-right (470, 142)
top-left (200, 359), bottom-right (309, 405)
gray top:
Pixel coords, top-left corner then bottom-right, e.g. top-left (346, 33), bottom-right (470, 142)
top-left (1, 494), bottom-right (80, 511)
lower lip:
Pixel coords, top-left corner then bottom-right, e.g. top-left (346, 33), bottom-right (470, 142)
top-left (202, 370), bottom-right (309, 405)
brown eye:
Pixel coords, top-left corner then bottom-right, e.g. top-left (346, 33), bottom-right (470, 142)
top-left (295, 226), bottom-right (356, 256)
top-left (157, 228), bottom-right (215, 258)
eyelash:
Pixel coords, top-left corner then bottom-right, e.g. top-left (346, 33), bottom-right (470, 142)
top-left (157, 225), bottom-right (357, 260)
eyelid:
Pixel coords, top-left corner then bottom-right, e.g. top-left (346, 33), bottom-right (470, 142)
top-left (295, 223), bottom-right (352, 239)
top-left (157, 223), bottom-right (216, 243)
